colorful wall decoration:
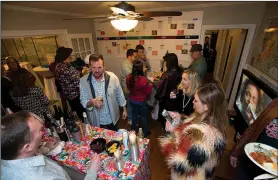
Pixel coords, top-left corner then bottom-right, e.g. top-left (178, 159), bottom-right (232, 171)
top-left (250, 30), bottom-right (278, 81)
top-left (94, 11), bottom-right (203, 71)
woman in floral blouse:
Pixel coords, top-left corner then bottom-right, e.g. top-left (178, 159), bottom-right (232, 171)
top-left (55, 47), bottom-right (85, 120)
top-left (11, 68), bottom-right (51, 120)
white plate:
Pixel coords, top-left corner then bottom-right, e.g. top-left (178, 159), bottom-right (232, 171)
top-left (244, 143), bottom-right (278, 176)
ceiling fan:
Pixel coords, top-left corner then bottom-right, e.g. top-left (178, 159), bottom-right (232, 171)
top-left (63, 1), bottom-right (182, 22)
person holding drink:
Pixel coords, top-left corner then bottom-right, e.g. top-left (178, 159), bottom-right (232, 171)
top-left (80, 54), bottom-right (127, 131)
top-left (159, 83), bottom-right (227, 179)
top-left (168, 69), bottom-right (201, 121)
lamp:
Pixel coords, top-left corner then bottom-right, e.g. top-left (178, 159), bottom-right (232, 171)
top-left (111, 19), bottom-right (138, 31)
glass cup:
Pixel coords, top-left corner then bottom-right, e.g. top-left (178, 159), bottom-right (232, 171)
top-left (96, 96), bottom-right (103, 108)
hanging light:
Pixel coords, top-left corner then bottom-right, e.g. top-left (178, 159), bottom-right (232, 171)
top-left (111, 19), bottom-right (138, 31)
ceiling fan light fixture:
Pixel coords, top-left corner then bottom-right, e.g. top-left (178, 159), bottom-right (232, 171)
top-left (110, 7), bottom-right (128, 16)
top-left (111, 19), bottom-right (138, 31)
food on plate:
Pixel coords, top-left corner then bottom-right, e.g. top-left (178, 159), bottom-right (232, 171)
top-left (108, 143), bottom-right (118, 153)
top-left (105, 141), bottom-right (121, 156)
top-left (263, 162), bottom-right (278, 171)
top-left (250, 152), bottom-right (273, 165)
top-left (250, 151), bottom-right (278, 171)
top-left (269, 149), bottom-right (278, 159)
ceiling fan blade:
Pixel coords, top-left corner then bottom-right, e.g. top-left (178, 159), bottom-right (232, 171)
top-left (62, 15), bottom-right (108, 20)
top-left (135, 17), bottom-right (154, 21)
top-left (139, 11), bottom-right (182, 17)
top-left (100, 19), bottom-right (111, 23)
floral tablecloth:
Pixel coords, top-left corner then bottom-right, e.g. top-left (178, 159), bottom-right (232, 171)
top-left (42, 126), bottom-right (151, 180)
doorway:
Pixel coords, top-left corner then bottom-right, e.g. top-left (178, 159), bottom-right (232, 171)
top-left (200, 25), bottom-right (256, 109)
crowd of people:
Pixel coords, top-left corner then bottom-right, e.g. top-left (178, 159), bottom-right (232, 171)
top-left (2, 43), bottom-right (237, 180)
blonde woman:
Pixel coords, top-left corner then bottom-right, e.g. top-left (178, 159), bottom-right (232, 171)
top-left (160, 83), bottom-right (228, 180)
top-left (169, 69), bottom-right (201, 118)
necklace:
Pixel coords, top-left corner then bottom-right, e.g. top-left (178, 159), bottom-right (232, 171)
top-left (183, 94), bottom-right (191, 110)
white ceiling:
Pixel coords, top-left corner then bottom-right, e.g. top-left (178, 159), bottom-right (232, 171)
top-left (2, 1), bottom-right (250, 17)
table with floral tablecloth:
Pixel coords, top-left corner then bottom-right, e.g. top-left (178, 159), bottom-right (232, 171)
top-left (42, 126), bottom-right (150, 180)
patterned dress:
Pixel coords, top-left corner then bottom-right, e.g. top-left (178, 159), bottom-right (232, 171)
top-left (11, 86), bottom-right (51, 120)
top-left (55, 62), bottom-right (80, 100)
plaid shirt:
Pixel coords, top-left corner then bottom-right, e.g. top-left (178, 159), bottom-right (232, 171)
top-left (55, 62), bottom-right (80, 100)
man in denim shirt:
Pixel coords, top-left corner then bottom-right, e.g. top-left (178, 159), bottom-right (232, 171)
top-left (1, 111), bottom-right (100, 180)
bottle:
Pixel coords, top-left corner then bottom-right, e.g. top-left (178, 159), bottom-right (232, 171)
top-left (57, 117), bottom-right (69, 142)
top-left (5, 108), bottom-right (13, 114)
top-left (129, 133), bottom-right (139, 163)
top-left (83, 112), bottom-right (93, 137)
top-left (138, 128), bottom-right (143, 138)
top-left (52, 127), bottom-right (60, 140)
top-left (57, 106), bottom-right (63, 119)
top-left (43, 113), bottom-right (52, 129)
top-left (69, 112), bottom-right (82, 142)
top-left (73, 111), bottom-right (84, 140)
top-left (53, 105), bottom-right (60, 120)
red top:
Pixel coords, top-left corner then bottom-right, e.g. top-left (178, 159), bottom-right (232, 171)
top-left (126, 75), bottom-right (153, 102)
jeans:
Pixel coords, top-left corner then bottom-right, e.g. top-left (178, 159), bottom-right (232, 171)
top-left (124, 93), bottom-right (132, 121)
top-left (130, 100), bottom-right (149, 136)
top-left (127, 97), bottom-right (132, 121)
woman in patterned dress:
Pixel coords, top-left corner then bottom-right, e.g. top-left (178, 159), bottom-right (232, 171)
top-left (10, 68), bottom-right (51, 120)
top-left (55, 47), bottom-right (85, 121)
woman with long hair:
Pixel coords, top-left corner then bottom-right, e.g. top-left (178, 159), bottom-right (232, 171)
top-left (159, 83), bottom-right (228, 180)
top-left (155, 53), bottom-right (183, 130)
top-left (5, 57), bottom-right (22, 80)
top-left (126, 60), bottom-right (153, 137)
top-left (170, 69), bottom-right (201, 118)
top-left (10, 68), bottom-right (51, 120)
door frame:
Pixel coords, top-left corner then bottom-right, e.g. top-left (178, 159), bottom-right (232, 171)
top-left (200, 24), bottom-right (256, 110)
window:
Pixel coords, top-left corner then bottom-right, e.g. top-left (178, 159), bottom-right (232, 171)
top-left (68, 34), bottom-right (94, 60)
top-left (1, 35), bottom-right (63, 66)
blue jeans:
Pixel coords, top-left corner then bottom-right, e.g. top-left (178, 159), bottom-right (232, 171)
top-left (126, 95), bottom-right (132, 121)
top-left (130, 100), bottom-right (149, 136)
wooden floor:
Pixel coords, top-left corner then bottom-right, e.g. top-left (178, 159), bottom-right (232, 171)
top-left (116, 112), bottom-right (237, 180)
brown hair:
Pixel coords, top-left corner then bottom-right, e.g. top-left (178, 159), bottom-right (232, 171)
top-left (11, 68), bottom-right (36, 97)
top-left (89, 54), bottom-right (104, 64)
top-left (1, 111), bottom-right (32, 160)
top-left (197, 83), bottom-right (228, 139)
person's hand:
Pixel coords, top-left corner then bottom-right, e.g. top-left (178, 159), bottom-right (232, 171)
top-left (170, 92), bottom-right (177, 99)
top-left (168, 111), bottom-right (181, 123)
top-left (122, 109), bottom-right (127, 120)
top-left (165, 120), bottom-right (174, 132)
top-left (89, 153), bottom-right (101, 172)
top-left (180, 113), bottom-right (188, 120)
top-left (230, 155), bottom-right (238, 168)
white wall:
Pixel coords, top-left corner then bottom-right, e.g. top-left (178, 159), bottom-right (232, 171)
top-left (1, 8), bottom-right (99, 53)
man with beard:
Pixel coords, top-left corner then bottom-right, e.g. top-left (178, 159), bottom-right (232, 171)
top-left (79, 54), bottom-right (127, 131)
